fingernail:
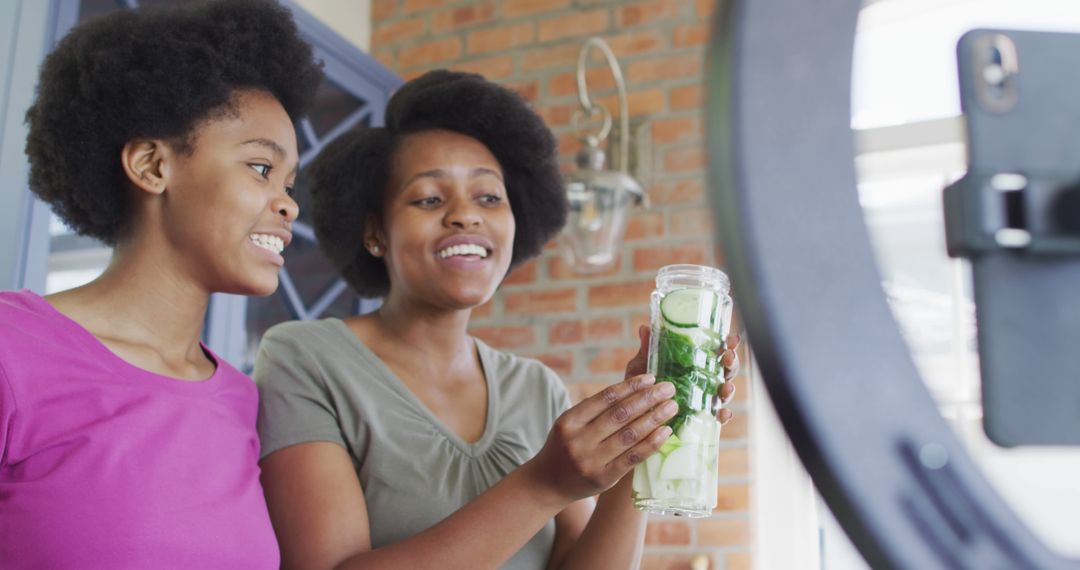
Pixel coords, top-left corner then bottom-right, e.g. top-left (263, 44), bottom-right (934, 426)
top-left (662, 400), bottom-right (679, 415)
top-left (641, 374), bottom-right (656, 385)
top-left (657, 382), bottom-right (676, 397)
top-left (658, 425), bottom-right (673, 439)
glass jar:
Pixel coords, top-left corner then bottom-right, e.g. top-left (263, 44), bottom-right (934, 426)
top-left (632, 264), bottom-right (733, 517)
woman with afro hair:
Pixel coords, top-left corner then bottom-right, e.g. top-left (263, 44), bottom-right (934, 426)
top-left (0, 1), bottom-right (321, 568)
top-left (254, 70), bottom-right (738, 569)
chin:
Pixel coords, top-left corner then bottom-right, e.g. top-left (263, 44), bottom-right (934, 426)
top-left (223, 275), bottom-right (279, 297)
top-left (445, 288), bottom-right (495, 311)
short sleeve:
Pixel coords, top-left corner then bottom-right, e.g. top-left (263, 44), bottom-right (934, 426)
top-left (536, 364), bottom-right (571, 427)
top-left (253, 324), bottom-right (346, 459)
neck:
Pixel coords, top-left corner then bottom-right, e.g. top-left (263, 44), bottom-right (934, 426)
top-left (373, 293), bottom-right (475, 361)
top-left (47, 239), bottom-right (211, 362)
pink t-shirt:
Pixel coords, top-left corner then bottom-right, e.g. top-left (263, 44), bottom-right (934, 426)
top-left (0, 290), bottom-right (279, 569)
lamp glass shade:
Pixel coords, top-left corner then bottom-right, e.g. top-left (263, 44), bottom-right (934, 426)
top-left (561, 164), bottom-right (643, 273)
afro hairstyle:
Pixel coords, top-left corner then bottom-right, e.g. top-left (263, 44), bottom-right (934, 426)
top-left (308, 69), bottom-right (568, 298)
top-left (24, 0), bottom-right (323, 245)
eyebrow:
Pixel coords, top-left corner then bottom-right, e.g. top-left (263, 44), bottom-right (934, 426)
top-left (239, 138), bottom-right (287, 157)
top-left (240, 138), bottom-right (299, 178)
top-left (402, 167), bottom-right (504, 189)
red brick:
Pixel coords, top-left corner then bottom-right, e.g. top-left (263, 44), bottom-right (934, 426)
top-left (587, 345), bottom-right (639, 374)
top-left (652, 116), bottom-right (702, 145)
top-left (625, 211), bottom-right (665, 240)
top-left (697, 518), bottom-right (751, 547)
top-left (502, 259), bottom-right (538, 285)
top-left (670, 208), bottom-right (713, 238)
top-left (720, 410), bottom-right (748, 439)
top-left (467, 22), bottom-right (535, 54)
top-left (521, 43), bottom-right (581, 71)
top-left (650, 179), bottom-right (705, 205)
top-left (505, 288), bottom-right (578, 314)
top-left (372, 0), bottom-right (396, 21)
top-left (718, 446), bottom-right (749, 477)
top-left (587, 280), bottom-right (653, 308)
top-left (630, 312), bottom-right (651, 336)
top-left (594, 89), bottom-right (666, 119)
top-left (537, 10), bottom-right (608, 43)
top-left (511, 80), bottom-right (539, 102)
top-left (632, 243), bottom-right (710, 273)
top-left (644, 520), bottom-right (691, 545)
top-left (717, 481), bottom-right (751, 511)
top-left (549, 320), bottom-right (584, 345)
top-left (502, 0), bottom-right (571, 18)
top-left (533, 351), bottom-right (574, 378)
top-left (670, 84), bottom-right (703, 111)
top-left (548, 68), bottom-right (616, 98)
top-left (537, 103), bottom-right (580, 129)
top-left (548, 255), bottom-right (621, 280)
top-left (557, 134), bottom-right (584, 158)
top-left (628, 53), bottom-right (703, 85)
top-left (432, 2), bottom-right (497, 33)
top-left (470, 325), bottom-right (536, 349)
top-left (696, 0), bottom-right (716, 19)
top-left (675, 23), bottom-right (710, 48)
top-left (726, 552), bottom-right (752, 570)
top-left (472, 298), bottom-right (495, 319)
top-left (372, 18), bottom-right (424, 46)
top-left (617, 0), bottom-right (684, 28)
top-left (664, 146), bottom-right (707, 172)
top-left (372, 48), bottom-right (396, 71)
top-left (399, 37), bottom-right (462, 69)
top-left (640, 554), bottom-right (701, 570)
top-left (566, 381), bottom-right (608, 404)
top-left (586, 316), bottom-right (625, 342)
top-left (403, 0), bottom-right (450, 14)
top-left (604, 30), bottom-right (667, 58)
top-left (451, 55), bottom-right (515, 80)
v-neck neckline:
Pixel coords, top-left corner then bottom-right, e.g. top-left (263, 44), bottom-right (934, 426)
top-left (329, 318), bottom-right (499, 457)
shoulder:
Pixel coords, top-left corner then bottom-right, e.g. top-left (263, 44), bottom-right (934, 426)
top-left (0, 290), bottom-right (50, 327)
top-left (0, 290), bottom-right (73, 359)
top-left (257, 318), bottom-right (353, 358)
top-left (253, 319), bottom-right (361, 391)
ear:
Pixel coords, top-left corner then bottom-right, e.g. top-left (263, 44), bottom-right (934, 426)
top-left (120, 139), bottom-right (171, 196)
top-left (363, 215), bottom-right (386, 257)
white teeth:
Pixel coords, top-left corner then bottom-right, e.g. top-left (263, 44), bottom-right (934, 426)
top-left (249, 233), bottom-right (284, 255)
top-left (437, 244), bottom-right (488, 259)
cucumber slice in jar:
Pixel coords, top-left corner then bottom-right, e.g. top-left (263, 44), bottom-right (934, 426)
top-left (660, 288), bottom-right (718, 328)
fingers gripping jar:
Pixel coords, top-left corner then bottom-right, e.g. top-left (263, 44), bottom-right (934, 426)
top-left (632, 264), bottom-right (732, 517)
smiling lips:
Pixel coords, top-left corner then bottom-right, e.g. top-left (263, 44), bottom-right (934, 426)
top-left (437, 243), bottom-right (489, 259)
top-left (250, 233), bottom-right (285, 255)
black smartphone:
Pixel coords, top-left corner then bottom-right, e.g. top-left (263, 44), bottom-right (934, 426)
top-left (945, 29), bottom-right (1080, 447)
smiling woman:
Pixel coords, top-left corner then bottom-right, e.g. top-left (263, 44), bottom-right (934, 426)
top-left (0, 1), bottom-right (322, 568)
top-left (252, 70), bottom-right (740, 570)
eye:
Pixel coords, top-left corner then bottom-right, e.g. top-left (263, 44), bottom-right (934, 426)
top-left (284, 185), bottom-right (296, 197)
top-left (249, 163), bottom-right (271, 179)
top-left (412, 196), bottom-right (443, 208)
top-left (479, 193), bottom-right (503, 205)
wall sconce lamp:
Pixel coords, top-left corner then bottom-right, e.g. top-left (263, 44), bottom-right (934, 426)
top-left (560, 37), bottom-right (647, 274)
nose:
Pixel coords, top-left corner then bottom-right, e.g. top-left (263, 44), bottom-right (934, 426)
top-left (272, 192), bottom-right (300, 223)
top-left (444, 200), bottom-right (482, 229)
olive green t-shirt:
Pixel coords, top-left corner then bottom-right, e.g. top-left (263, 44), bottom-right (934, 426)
top-left (254, 318), bottom-right (571, 570)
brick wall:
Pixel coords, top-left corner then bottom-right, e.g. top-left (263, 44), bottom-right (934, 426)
top-left (370, 1), bottom-right (752, 568)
